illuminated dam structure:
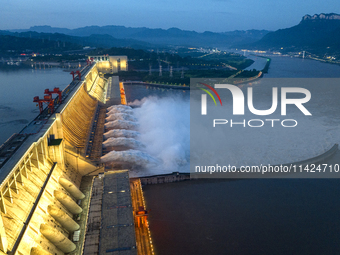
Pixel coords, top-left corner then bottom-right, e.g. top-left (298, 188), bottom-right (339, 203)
top-left (0, 56), bottom-right (151, 255)
top-left (89, 56), bottom-right (128, 74)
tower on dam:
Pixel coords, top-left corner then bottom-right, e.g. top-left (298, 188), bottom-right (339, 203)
top-left (88, 56), bottom-right (128, 74)
top-left (0, 55), bottom-right (150, 255)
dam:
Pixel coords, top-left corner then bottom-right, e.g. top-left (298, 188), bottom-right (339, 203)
top-left (0, 56), bottom-right (153, 255)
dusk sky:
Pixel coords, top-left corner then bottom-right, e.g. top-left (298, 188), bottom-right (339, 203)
top-left (1, 0), bottom-right (340, 32)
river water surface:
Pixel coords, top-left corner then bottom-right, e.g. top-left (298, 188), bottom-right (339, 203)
top-left (0, 66), bottom-right (71, 144)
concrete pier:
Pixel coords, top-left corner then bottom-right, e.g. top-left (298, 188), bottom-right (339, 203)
top-left (54, 190), bottom-right (83, 215)
top-left (59, 177), bottom-right (85, 200)
top-left (40, 224), bottom-right (76, 253)
top-left (30, 246), bottom-right (53, 255)
top-left (47, 205), bottom-right (80, 232)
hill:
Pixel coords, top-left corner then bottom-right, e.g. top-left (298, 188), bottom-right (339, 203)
top-left (11, 25), bottom-right (270, 48)
top-left (0, 34), bottom-right (82, 55)
top-left (247, 13), bottom-right (340, 56)
top-left (0, 30), bottom-right (153, 54)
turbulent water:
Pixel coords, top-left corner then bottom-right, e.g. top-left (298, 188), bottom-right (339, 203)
top-left (107, 107), bottom-right (134, 115)
top-left (105, 112), bottom-right (137, 122)
top-left (102, 137), bottom-right (144, 149)
top-left (101, 149), bottom-right (159, 169)
top-left (132, 96), bottom-right (190, 175)
top-left (101, 96), bottom-right (190, 176)
top-left (103, 129), bottom-right (140, 139)
top-left (107, 105), bottom-right (132, 111)
top-left (104, 119), bottom-right (139, 130)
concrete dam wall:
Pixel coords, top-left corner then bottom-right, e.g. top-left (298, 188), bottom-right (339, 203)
top-left (0, 63), bottom-right (110, 255)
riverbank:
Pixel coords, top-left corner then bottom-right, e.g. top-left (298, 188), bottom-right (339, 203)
top-left (232, 55), bottom-right (270, 84)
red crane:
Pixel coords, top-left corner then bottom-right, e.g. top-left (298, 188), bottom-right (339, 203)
top-left (86, 58), bottom-right (94, 65)
top-left (33, 95), bottom-right (54, 114)
top-left (45, 87), bottom-right (62, 104)
top-left (76, 70), bottom-right (81, 80)
top-left (33, 87), bottom-right (63, 114)
top-left (70, 71), bottom-right (75, 80)
top-left (70, 70), bottom-right (81, 80)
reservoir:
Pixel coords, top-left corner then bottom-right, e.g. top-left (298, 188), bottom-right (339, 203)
top-left (0, 66), bottom-right (71, 144)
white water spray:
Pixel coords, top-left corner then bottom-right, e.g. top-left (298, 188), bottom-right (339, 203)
top-left (103, 129), bottom-right (140, 139)
top-left (103, 137), bottom-right (145, 150)
top-left (106, 113), bottom-right (137, 122)
top-left (107, 105), bottom-right (132, 111)
top-left (105, 120), bottom-right (139, 130)
top-left (107, 108), bottom-right (134, 115)
top-left (101, 149), bottom-right (159, 168)
top-left (133, 96), bottom-right (190, 173)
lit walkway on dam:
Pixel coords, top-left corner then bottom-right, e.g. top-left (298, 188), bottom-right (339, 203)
top-left (130, 179), bottom-right (154, 255)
